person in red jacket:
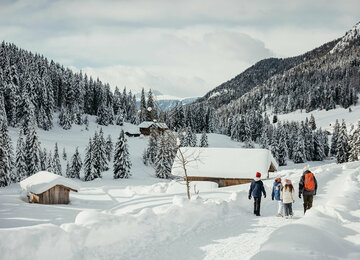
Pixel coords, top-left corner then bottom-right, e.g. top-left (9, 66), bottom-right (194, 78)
top-left (248, 172), bottom-right (266, 216)
top-left (298, 166), bottom-right (318, 213)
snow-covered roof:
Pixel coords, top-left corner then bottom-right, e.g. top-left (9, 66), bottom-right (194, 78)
top-left (124, 124), bottom-right (141, 134)
top-left (138, 121), bottom-right (168, 129)
top-left (171, 148), bottom-right (278, 179)
top-left (20, 171), bottom-right (80, 194)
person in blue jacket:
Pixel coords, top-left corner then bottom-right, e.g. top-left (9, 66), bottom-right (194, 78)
top-left (248, 172), bottom-right (266, 216)
top-left (271, 177), bottom-right (283, 217)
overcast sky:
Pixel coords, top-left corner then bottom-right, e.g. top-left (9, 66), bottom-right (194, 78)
top-left (0, 0), bottom-right (359, 97)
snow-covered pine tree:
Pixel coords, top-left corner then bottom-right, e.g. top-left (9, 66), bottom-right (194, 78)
top-left (336, 119), bottom-right (350, 164)
top-left (113, 130), bottom-right (132, 179)
top-left (115, 110), bottom-right (124, 126)
top-left (15, 129), bottom-right (27, 181)
top-left (84, 115), bottom-right (89, 130)
top-left (312, 130), bottom-right (325, 161)
top-left (25, 119), bottom-right (41, 177)
top-left (105, 134), bottom-right (113, 162)
top-left (62, 147), bottom-right (67, 161)
top-left (322, 129), bottom-right (330, 157)
top-left (46, 151), bottom-right (54, 172)
top-left (58, 106), bottom-right (72, 130)
top-left (309, 114), bottom-right (317, 130)
top-left (84, 138), bottom-right (96, 181)
top-left (146, 89), bottom-right (157, 122)
top-left (292, 131), bottom-right (306, 163)
top-left (349, 121), bottom-right (360, 162)
top-left (200, 131), bottom-right (208, 147)
top-left (277, 128), bottom-right (288, 166)
top-left (39, 148), bottom-right (48, 171)
top-left (69, 147), bottom-right (82, 179)
top-left (155, 136), bottom-right (172, 179)
top-left (98, 128), bottom-right (109, 171)
top-left (139, 88), bottom-right (147, 123)
top-left (0, 96), bottom-right (12, 186)
top-left (53, 143), bottom-right (62, 175)
top-left (147, 130), bottom-right (158, 164)
top-left (330, 119), bottom-right (340, 156)
top-left (65, 162), bottom-right (70, 178)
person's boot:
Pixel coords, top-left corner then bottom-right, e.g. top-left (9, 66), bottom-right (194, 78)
top-left (303, 204), bottom-right (307, 214)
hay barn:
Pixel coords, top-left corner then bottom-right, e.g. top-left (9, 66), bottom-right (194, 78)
top-left (20, 171), bottom-right (79, 204)
top-left (171, 147), bottom-right (278, 187)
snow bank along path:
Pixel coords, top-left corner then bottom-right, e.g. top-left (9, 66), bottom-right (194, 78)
top-left (1, 161), bottom-right (360, 259)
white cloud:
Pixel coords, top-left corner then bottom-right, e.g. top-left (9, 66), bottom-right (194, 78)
top-left (0, 0), bottom-right (359, 97)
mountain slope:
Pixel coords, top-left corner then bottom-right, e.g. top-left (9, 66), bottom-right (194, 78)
top-left (198, 38), bottom-right (340, 109)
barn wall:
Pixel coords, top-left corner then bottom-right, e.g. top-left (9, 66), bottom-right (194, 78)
top-left (33, 185), bottom-right (71, 204)
top-left (187, 177), bottom-right (253, 187)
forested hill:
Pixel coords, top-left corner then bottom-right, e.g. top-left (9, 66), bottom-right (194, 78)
top-left (198, 38), bottom-right (340, 109)
top-left (0, 41), bottom-right (138, 131)
top-left (190, 22), bottom-right (360, 122)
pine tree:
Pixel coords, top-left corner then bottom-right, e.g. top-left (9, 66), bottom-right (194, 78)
top-left (139, 88), bottom-right (147, 123)
top-left (69, 147), bottom-right (82, 179)
top-left (330, 119), bottom-right (340, 156)
top-left (84, 115), bottom-right (89, 130)
top-left (200, 131), bottom-right (209, 147)
top-left (39, 148), bottom-right (48, 171)
top-left (146, 89), bottom-right (157, 121)
top-left (113, 130), bottom-right (132, 179)
top-left (47, 151), bottom-right (54, 172)
top-left (65, 162), bottom-right (70, 178)
top-left (98, 128), bottom-right (109, 170)
top-left (293, 132), bottom-right (306, 163)
top-left (25, 119), bottom-right (41, 177)
top-left (349, 121), bottom-right (360, 161)
top-left (312, 130), bottom-right (325, 161)
top-left (155, 136), bottom-right (172, 179)
top-left (92, 131), bottom-right (106, 178)
top-left (105, 134), bottom-right (113, 162)
top-left (336, 119), bottom-right (350, 164)
top-left (15, 129), bottom-right (27, 181)
top-left (308, 114), bottom-right (317, 130)
top-left (84, 138), bottom-right (96, 181)
top-left (0, 96), bottom-right (12, 186)
top-left (62, 147), bottom-right (67, 161)
top-left (147, 130), bottom-right (158, 164)
top-left (53, 143), bottom-right (62, 175)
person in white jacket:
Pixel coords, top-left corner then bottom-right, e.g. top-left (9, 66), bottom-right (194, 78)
top-left (280, 179), bottom-right (295, 218)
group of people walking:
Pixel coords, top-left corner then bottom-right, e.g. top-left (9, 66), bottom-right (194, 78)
top-left (248, 167), bottom-right (318, 217)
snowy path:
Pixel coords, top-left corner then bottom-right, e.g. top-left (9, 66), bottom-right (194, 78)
top-left (1, 161), bottom-right (360, 259)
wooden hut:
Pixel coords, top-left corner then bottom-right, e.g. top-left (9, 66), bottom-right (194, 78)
top-left (171, 147), bottom-right (278, 187)
top-left (138, 121), bottom-right (168, 136)
top-left (20, 171), bottom-right (79, 204)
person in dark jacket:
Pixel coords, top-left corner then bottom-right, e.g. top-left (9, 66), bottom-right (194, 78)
top-left (248, 172), bottom-right (266, 216)
top-left (298, 166), bottom-right (318, 213)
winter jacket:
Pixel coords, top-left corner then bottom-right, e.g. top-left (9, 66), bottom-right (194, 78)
top-left (271, 181), bottom-right (282, 201)
top-left (299, 170), bottom-right (318, 196)
top-left (249, 178), bottom-right (266, 198)
top-left (281, 186), bottom-right (295, 203)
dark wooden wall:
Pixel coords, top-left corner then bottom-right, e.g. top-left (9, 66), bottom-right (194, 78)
top-left (187, 176), bottom-right (253, 187)
top-left (30, 185), bottom-right (72, 204)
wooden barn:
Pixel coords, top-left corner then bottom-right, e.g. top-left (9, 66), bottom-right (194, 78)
top-left (138, 121), bottom-right (168, 136)
top-left (20, 171), bottom-right (79, 204)
top-left (171, 147), bottom-right (278, 187)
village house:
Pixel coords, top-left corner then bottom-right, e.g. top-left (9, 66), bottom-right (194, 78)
top-left (20, 171), bottom-right (79, 204)
top-left (171, 147), bottom-right (278, 187)
top-left (138, 121), bottom-right (168, 136)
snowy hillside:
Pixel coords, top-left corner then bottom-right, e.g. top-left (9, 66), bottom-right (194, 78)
top-left (331, 21), bottom-right (360, 53)
top-left (1, 113), bottom-right (360, 259)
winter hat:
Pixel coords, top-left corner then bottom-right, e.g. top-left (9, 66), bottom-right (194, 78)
top-left (285, 179), bottom-right (292, 185)
top-left (303, 166), bottom-right (309, 172)
top-left (275, 177), bottom-right (281, 183)
top-left (256, 172), bottom-right (261, 178)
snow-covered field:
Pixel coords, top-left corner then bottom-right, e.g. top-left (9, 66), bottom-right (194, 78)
top-left (1, 110), bottom-right (360, 259)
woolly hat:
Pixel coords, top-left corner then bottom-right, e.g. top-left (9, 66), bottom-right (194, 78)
top-left (303, 166), bottom-right (309, 172)
top-left (285, 179), bottom-right (292, 185)
top-left (275, 177), bottom-right (281, 183)
top-left (256, 172), bottom-right (261, 178)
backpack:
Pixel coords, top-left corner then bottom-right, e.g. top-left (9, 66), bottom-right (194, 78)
top-left (304, 172), bottom-right (315, 191)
